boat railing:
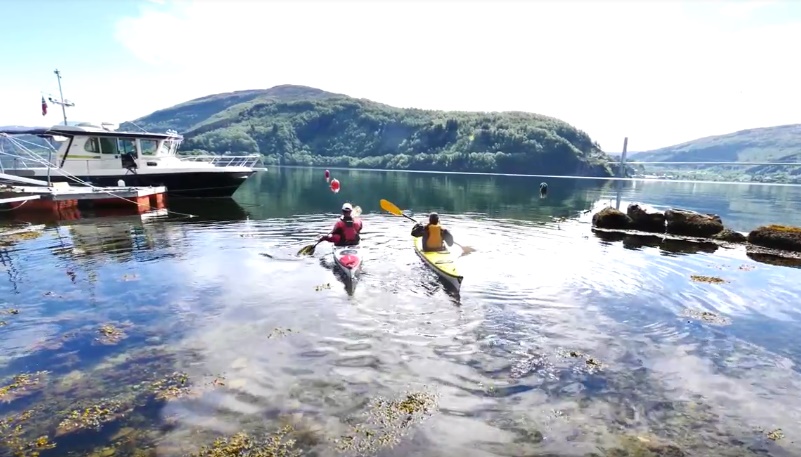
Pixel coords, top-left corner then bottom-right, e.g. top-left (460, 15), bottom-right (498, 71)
top-left (178, 154), bottom-right (264, 169)
top-left (0, 154), bottom-right (59, 173)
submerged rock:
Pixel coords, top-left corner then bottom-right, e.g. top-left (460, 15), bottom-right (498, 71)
top-left (591, 207), bottom-right (631, 230)
top-left (747, 224), bottom-right (801, 252)
top-left (627, 203), bottom-right (666, 233)
top-left (711, 228), bottom-right (747, 243)
top-left (665, 209), bottom-right (724, 237)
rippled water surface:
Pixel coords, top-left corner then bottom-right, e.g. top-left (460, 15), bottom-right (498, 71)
top-left (2, 168), bottom-right (801, 457)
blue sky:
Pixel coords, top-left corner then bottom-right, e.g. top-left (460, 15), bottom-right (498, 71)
top-left (2, 0), bottom-right (800, 152)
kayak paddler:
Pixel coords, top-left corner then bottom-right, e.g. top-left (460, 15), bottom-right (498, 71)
top-left (319, 202), bottom-right (363, 246)
top-left (411, 212), bottom-right (454, 252)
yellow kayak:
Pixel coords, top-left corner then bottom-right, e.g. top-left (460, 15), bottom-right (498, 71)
top-left (413, 237), bottom-right (463, 292)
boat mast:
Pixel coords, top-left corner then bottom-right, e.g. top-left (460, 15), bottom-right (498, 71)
top-left (52, 69), bottom-right (75, 126)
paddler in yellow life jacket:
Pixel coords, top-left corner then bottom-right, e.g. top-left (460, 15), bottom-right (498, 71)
top-left (411, 212), bottom-right (454, 252)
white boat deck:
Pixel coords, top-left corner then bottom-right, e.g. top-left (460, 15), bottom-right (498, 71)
top-left (4, 185), bottom-right (166, 201)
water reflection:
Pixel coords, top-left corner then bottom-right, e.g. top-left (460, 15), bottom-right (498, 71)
top-left (0, 169), bottom-right (801, 456)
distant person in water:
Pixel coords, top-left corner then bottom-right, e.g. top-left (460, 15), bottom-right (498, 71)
top-left (320, 203), bottom-right (362, 246)
top-left (411, 212), bottom-right (454, 252)
top-left (539, 182), bottom-right (548, 198)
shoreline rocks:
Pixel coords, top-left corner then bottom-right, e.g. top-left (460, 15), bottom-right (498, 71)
top-left (748, 225), bottom-right (801, 252)
top-left (591, 202), bottom-right (801, 254)
top-left (664, 209), bottom-right (723, 237)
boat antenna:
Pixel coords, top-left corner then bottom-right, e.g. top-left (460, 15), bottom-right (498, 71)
top-left (52, 69), bottom-right (75, 126)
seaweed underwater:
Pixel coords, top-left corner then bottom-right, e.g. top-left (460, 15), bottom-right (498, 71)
top-left (2, 197), bottom-right (801, 457)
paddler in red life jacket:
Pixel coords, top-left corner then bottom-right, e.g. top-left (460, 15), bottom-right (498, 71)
top-left (320, 203), bottom-right (363, 246)
top-left (411, 212), bottom-right (454, 252)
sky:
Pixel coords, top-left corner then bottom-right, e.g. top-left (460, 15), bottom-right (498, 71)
top-left (1, 0), bottom-right (800, 152)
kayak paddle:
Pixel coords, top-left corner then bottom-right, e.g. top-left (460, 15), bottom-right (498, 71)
top-left (298, 205), bottom-right (362, 256)
top-left (379, 199), bottom-right (475, 255)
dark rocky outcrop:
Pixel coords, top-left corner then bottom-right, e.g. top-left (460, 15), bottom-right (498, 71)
top-left (747, 225), bottom-right (801, 252)
top-left (664, 209), bottom-right (724, 237)
top-left (590, 204), bottom-right (801, 268)
top-left (590, 204), bottom-right (801, 262)
top-left (591, 207), bottom-right (631, 230)
top-left (711, 228), bottom-right (747, 243)
top-left (626, 203), bottom-right (666, 232)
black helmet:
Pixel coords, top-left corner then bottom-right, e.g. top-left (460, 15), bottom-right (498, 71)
top-left (428, 212), bottom-right (439, 224)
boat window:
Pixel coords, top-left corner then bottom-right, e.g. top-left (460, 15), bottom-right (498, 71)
top-left (99, 137), bottom-right (118, 155)
top-left (84, 137), bottom-right (100, 153)
top-left (159, 141), bottom-right (172, 156)
top-left (139, 139), bottom-right (158, 156)
top-left (118, 138), bottom-right (136, 155)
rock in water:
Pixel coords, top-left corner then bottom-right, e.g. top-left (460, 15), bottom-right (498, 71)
top-left (592, 207), bottom-right (632, 230)
top-left (747, 225), bottom-right (801, 252)
top-left (711, 228), bottom-right (747, 243)
top-left (626, 203), bottom-right (666, 233)
top-left (664, 209), bottom-right (724, 237)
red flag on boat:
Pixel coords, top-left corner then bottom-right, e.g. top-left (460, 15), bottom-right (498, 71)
top-left (41, 96), bottom-right (48, 116)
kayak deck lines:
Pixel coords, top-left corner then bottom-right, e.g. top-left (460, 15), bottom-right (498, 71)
top-left (413, 237), bottom-right (463, 292)
top-left (332, 245), bottom-right (363, 291)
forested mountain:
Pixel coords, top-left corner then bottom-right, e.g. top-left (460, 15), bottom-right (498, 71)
top-left (120, 85), bottom-right (616, 176)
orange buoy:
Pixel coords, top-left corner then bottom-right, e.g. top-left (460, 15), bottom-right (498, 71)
top-left (330, 178), bottom-right (341, 193)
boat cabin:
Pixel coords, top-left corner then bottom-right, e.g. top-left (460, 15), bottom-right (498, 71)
top-left (45, 123), bottom-right (186, 172)
top-left (2, 123), bottom-right (189, 173)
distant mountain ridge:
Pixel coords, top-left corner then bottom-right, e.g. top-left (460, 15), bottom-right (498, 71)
top-left (121, 86), bottom-right (344, 134)
top-left (629, 124), bottom-right (801, 163)
top-left (627, 124), bottom-right (801, 181)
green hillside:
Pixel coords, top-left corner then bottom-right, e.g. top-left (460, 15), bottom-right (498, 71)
top-left (120, 85), bottom-right (615, 176)
top-left (629, 124), bottom-right (801, 182)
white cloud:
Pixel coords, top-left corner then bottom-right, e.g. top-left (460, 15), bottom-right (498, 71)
top-left (4, 0), bottom-right (800, 152)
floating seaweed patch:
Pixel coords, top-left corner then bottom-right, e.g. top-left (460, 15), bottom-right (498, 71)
top-left (56, 399), bottom-right (126, 436)
top-left (334, 390), bottom-right (438, 455)
top-left (120, 273), bottom-right (139, 282)
top-left (0, 230), bottom-right (42, 247)
top-left (509, 351), bottom-right (554, 380)
top-left (558, 349), bottom-right (604, 374)
top-left (95, 324), bottom-right (127, 345)
top-left (267, 328), bottom-right (295, 339)
top-left (690, 274), bottom-right (727, 284)
top-left (209, 375), bottom-right (226, 387)
top-left (0, 309), bottom-right (19, 330)
top-left (315, 283), bottom-right (332, 291)
top-left (188, 426), bottom-right (301, 457)
top-left (603, 435), bottom-right (685, 457)
top-left (0, 409), bottom-right (57, 457)
top-left (682, 309), bottom-right (731, 326)
top-left (150, 372), bottom-right (192, 401)
top-left (0, 371), bottom-right (48, 403)
top-left (767, 428), bottom-right (784, 441)
top-left (739, 264), bottom-right (756, 271)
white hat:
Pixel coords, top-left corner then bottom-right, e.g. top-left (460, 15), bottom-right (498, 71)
top-left (342, 203), bottom-right (353, 211)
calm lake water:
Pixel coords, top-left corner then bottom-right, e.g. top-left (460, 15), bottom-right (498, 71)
top-left (2, 167), bottom-right (801, 457)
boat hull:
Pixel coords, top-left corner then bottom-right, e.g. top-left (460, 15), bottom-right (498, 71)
top-left (332, 245), bottom-right (363, 286)
top-left (6, 170), bottom-right (256, 198)
top-left (413, 237), bottom-right (463, 292)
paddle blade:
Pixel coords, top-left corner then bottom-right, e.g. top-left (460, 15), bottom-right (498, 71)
top-left (352, 205), bottom-right (362, 217)
top-left (297, 244), bottom-right (316, 256)
top-left (458, 244), bottom-right (476, 256)
top-left (380, 199), bottom-right (403, 216)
